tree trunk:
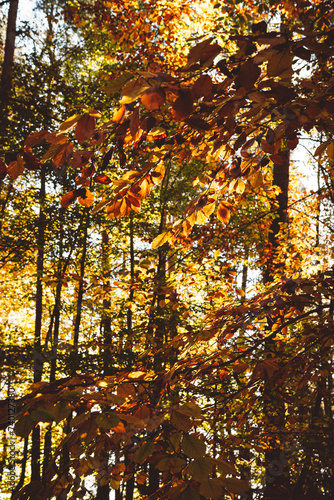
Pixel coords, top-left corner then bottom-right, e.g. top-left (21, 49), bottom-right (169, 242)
top-left (263, 149), bottom-right (291, 500)
top-left (0, 0), bottom-right (18, 133)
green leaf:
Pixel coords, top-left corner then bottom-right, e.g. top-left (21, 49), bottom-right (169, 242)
top-left (187, 457), bottom-right (212, 481)
top-left (182, 434), bottom-right (206, 459)
top-left (96, 412), bottom-right (120, 430)
top-left (104, 72), bottom-right (134, 95)
top-left (133, 441), bottom-right (155, 464)
top-left (221, 477), bottom-right (250, 493)
top-left (30, 409), bottom-right (55, 422)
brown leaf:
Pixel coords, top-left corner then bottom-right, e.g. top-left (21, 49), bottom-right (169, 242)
top-left (267, 49), bottom-right (293, 79)
top-left (61, 191), bottom-right (78, 208)
top-left (23, 152), bottom-right (40, 171)
top-left (75, 114), bottom-right (96, 144)
top-left (141, 86), bottom-right (166, 110)
top-left (24, 130), bottom-right (49, 149)
top-left (193, 75), bottom-right (213, 98)
top-left (130, 106), bottom-right (140, 138)
top-left (235, 60), bottom-right (261, 90)
top-left (217, 203), bottom-right (230, 223)
top-left (0, 161), bottom-right (7, 181)
top-left (172, 90), bottom-right (193, 121)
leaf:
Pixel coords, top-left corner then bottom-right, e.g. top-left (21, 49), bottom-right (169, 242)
top-left (250, 170), bottom-right (263, 188)
top-left (267, 49), bottom-right (293, 78)
top-left (0, 160), bottom-right (7, 181)
top-left (199, 478), bottom-right (223, 500)
top-left (193, 75), bottom-right (213, 98)
top-left (96, 412), bottom-right (120, 430)
top-left (113, 105), bottom-right (126, 123)
top-left (187, 458), bottom-right (212, 481)
top-left (133, 441), bottom-right (155, 464)
top-left (23, 152), bottom-right (40, 171)
top-left (7, 155), bottom-right (25, 180)
top-left (59, 114), bottom-right (82, 133)
top-left (171, 410), bottom-right (192, 432)
top-left (30, 409), bottom-right (55, 422)
top-left (120, 79), bottom-right (151, 104)
top-left (172, 91), bottom-right (193, 121)
top-left (159, 456), bottom-right (187, 473)
top-left (53, 400), bottom-right (72, 424)
top-left (182, 433), bottom-right (206, 458)
top-left (24, 130), bottom-right (49, 148)
top-left (141, 87), bottom-right (166, 110)
top-left (78, 189), bottom-right (94, 207)
top-left (180, 485), bottom-right (201, 500)
top-left (152, 231), bottom-right (171, 249)
top-left (151, 162), bottom-right (165, 185)
top-left (15, 413), bottom-right (35, 437)
top-left (94, 174), bottom-right (112, 184)
top-left (235, 60), bottom-right (261, 90)
top-left (217, 203), bottom-right (230, 223)
top-left (220, 477), bottom-right (249, 493)
top-left (130, 106), bottom-right (140, 138)
top-left (75, 114), bottom-right (96, 144)
top-left (61, 191), bottom-right (78, 208)
top-left (134, 406), bottom-right (150, 420)
top-left (327, 143), bottom-right (334, 160)
top-left (104, 72), bottom-right (134, 94)
top-left (117, 383), bottom-right (136, 398)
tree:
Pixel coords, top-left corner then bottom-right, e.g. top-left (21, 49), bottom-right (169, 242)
top-left (1, 0), bottom-right (334, 499)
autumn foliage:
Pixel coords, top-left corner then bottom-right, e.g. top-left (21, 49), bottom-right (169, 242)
top-left (1, 0), bottom-right (334, 499)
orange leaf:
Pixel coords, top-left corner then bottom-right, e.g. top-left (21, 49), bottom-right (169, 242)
top-left (78, 189), bottom-right (94, 207)
top-left (94, 174), bottom-right (112, 184)
top-left (7, 155), bottom-right (25, 180)
top-left (61, 191), bottom-right (78, 208)
top-left (217, 203), bottom-right (230, 223)
top-left (141, 87), bottom-right (166, 110)
top-left (113, 105), bottom-right (126, 123)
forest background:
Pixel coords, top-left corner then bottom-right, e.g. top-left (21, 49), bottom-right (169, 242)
top-left (0, 0), bottom-right (334, 499)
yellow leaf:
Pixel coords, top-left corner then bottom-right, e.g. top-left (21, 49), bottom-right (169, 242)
top-left (59, 114), bottom-right (82, 133)
top-left (236, 178), bottom-right (245, 194)
top-left (196, 210), bottom-right (208, 225)
top-left (152, 231), bottom-right (170, 249)
top-left (250, 170), bottom-right (263, 188)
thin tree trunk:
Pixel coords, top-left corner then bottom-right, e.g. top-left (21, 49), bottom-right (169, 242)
top-left (0, 0), bottom-right (18, 130)
top-left (31, 164), bottom-right (46, 482)
top-left (73, 210), bottom-right (89, 347)
top-left (263, 149), bottom-right (291, 500)
top-left (96, 229), bottom-right (111, 500)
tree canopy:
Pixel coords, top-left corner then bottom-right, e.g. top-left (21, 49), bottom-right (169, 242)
top-left (1, 0), bottom-right (334, 499)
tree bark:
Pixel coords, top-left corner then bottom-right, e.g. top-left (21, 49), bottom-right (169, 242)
top-left (263, 150), bottom-right (291, 500)
top-left (0, 0), bottom-right (18, 115)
